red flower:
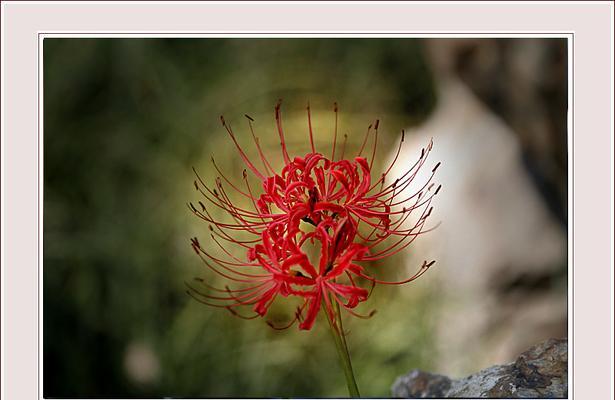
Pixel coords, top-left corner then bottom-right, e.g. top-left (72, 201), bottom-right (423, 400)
top-left (188, 101), bottom-right (440, 330)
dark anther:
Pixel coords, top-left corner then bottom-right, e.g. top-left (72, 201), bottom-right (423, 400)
top-left (401, 130), bottom-right (405, 142)
top-left (291, 270), bottom-right (306, 278)
top-left (435, 185), bottom-right (442, 195)
top-left (190, 237), bottom-right (200, 255)
top-left (374, 119), bottom-right (380, 130)
top-left (424, 207), bottom-right (433, 219)
top-left (244, 114), bottom-right (254, 121)
top-left (324, 262), bottom-right (334, 275)
top-left (432, 162), bottom-right (441, 173)
top-left (308, 187), bottom-right (320, 210)
top-left (301, 216), bottom-right (317, 226)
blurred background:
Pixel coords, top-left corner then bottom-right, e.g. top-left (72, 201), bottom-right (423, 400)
top-left (43, 38), bottom-right (568, 398)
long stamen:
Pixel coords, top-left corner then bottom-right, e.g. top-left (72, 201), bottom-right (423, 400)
top-left (329, 291), bottom-right (376, 319)
top-left (307, 102), bottom-right (316, 153)
top-left (339, 134), bottom-right (348, 160)
top-left (369, 120), bottom-right (379, 171)
top-left (357, 123), bottom-right (372, 157)
top-left (267, 302), bottom-right (308, 330)
top-left (275, 100), bottom-right (291, 165)
top-left (210, 158), bottom-right (252, 199)
top-left (357, 260), bottom-right (435, 285)
top-left (246, 115), bottom-right (276, 176)
top-left (221, 116), bottom-right (265, 179)
top-left (331, 103), bottom-right (338, 161)
top-left (369, 130), bottom-right (405, 191)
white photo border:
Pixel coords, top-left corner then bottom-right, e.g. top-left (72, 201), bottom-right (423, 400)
top-left (2, 2), bottom-right (613, 400)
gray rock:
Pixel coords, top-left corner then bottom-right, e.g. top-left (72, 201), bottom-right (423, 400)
top-left (392, 338), bottom-right (567, 398)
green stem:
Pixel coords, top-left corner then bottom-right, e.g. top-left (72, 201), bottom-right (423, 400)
top-left (324, 295), bottom-right (361, 398)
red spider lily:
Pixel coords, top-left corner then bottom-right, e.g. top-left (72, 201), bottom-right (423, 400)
top-left (188, 101), bottom-right (440, 330)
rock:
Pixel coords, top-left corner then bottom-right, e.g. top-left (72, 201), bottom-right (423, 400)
top-left (392, 338), bottom-right (567, 398)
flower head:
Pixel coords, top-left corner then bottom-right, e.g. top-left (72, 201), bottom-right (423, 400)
top-left (188, 101), bottom-right (440, 330)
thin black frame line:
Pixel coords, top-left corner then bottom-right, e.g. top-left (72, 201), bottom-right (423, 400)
top-left (570, 31), bottom-right (575, 400)
top-left (38, 31), bottom-right (42, 400)
top-left (38, 32), bottom-right (573, 35)
top-left (37, 32), bottom-right (575, 400)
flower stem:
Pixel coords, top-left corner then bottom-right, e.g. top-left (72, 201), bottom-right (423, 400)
top-left (324, 295), bottom-right (361, 398)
